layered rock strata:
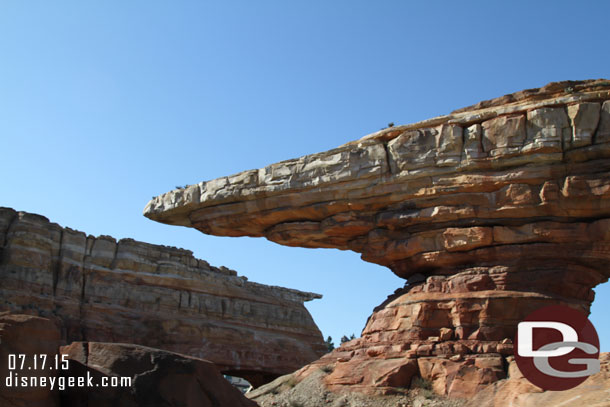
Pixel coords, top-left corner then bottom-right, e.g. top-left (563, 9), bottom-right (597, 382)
top-left (145, 80), bottom-right (610, 396)
top-left (0, 208), bottom-right (325, 385)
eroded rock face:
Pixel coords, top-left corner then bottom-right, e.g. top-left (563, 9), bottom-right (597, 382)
top-left (0, 208), bottom-right (326, 385)
top-left (59, 342), bottom-right (257, 407)
top-left (145, 80), bottom-right (610, 397)
top-left (465, 353), bottom-right (610, 407)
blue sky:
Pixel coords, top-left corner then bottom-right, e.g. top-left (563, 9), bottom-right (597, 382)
top-left (1, 1), bottom-right (608, 351)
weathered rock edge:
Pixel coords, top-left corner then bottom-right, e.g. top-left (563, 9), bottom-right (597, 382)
top-left (143, 79), bottom-right (610, 245)
top-left (0, 207), bottom-right (325, 386)
top-left (143, 79), bottom-right (610, 280)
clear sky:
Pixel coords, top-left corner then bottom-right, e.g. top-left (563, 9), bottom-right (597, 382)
top-left (1, 1), bottom-right (608, 351)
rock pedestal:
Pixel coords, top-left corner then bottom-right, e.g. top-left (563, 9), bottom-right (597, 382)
top-left (145, 80), bottom-right (610, 396)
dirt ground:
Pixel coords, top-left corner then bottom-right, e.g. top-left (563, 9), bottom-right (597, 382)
top-left (247, 368), bottom-right (465, 407)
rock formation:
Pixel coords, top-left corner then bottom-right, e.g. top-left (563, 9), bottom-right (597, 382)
top-left (59, 341), bottom-right (258, 407)
top-left (0, 208), bottom-right (326, 386)
top-left (247, 352), bottom-right (610, 407)
top-left (0, 313), bottom-right (258, 407)
top-left (0, 313), bottom-right (62, 407)
top-left (144, 79), bottom-right (610, 397)
top-left (464, 353), bottom-right (610, 407)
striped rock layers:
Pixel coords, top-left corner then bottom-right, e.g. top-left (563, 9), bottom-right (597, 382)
top-left (0, 208), bottom-right (326, 386)
top-left (144, 80), bottom-right (610, 396)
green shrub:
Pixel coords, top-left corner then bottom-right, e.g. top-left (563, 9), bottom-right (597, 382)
top-left (410, 376), bottom-right (432, 390)
top-left (320, 365), bottom-right (334, 374)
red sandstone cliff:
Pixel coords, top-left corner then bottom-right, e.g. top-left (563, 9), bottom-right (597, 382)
top-left (144, 79), bottom-right (610, 401)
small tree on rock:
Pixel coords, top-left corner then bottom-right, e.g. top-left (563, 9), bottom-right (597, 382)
top-left (324, 336), bottom-right (335, 352)
top-left (340, 334), bottom-right (356, 344)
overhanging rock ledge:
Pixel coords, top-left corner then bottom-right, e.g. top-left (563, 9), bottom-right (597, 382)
top-left (144, 79), bottom-right (610, 397)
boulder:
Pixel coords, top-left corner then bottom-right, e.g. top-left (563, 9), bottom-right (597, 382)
top-left (0, 314), bottom-right (62, 407)
top-left (59, 341), bottom-right (257, 407)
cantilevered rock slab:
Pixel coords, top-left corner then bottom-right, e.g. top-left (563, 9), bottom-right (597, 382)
top-left (144, 80), bottom-right (610, 397)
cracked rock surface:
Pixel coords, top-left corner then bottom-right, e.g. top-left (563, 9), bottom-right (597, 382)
top-left (59, 341), bottom-right (258, 407)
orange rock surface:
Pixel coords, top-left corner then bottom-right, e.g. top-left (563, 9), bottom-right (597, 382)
top-left (465, 353), bottom-right (610, 407)
top-left (145, 80), bottom-right (610, 397)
